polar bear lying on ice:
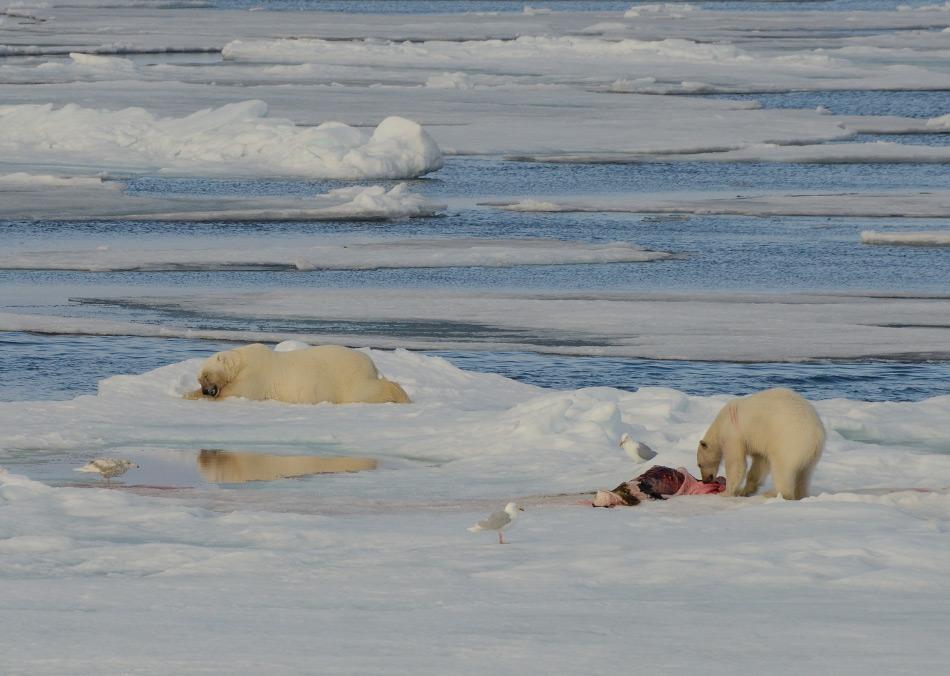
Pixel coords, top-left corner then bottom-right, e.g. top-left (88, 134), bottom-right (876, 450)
top-left (185, 343), bottom-right (411, 405)
top-left (697, 387), bottom-right (824, 500)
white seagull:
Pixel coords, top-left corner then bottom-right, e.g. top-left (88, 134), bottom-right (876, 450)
top-left (468, 502), bottom-right (524, 544)
top-left (75, 458), bottom-right (138, 484)
top-left (619, 433), bottom-right (657, 461)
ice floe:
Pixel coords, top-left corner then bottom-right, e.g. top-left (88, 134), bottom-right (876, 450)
top-left (490, 191), bottom-right (950, 218)
top-left (509, 142), bottom-right (950, 164)
top-left (3, 3), bottom-right (947, 165)
top-left (0, 101), bottom-right (443, 178)
top-left (624, 3), bottom-right (697, 18)
top-left (218, 33), bottom-right (950, 95)
top-left (0, 237), bottom-right (671, 272)
top-left (0, 178), bottom-right (444, 221)
top-left (0, 83), bottom-right (852, 160)
top-left (0, 172), bottom-right (120, 190)
top-left (861, 230), bottom-right (950, 246)
top-left (4, 289), bottom-right (949, 361)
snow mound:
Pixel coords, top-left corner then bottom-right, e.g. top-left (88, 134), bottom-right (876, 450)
top-left (861, 230), bottom-right (950, 246)
top-left (0, 100), bottom-right (444, 179)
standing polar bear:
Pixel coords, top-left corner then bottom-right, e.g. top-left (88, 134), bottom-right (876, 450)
top-left (185, 343), bottom-right (411, 405)
top-left (697, 388), bottom-right (824, 500)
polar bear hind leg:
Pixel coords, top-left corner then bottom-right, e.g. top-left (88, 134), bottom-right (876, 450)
top-left (769, 459), bottom-right (799, 500)
top-left (346, 378), bottom-right (411, 404)
top-left (767, 444), bottom-right (817, 500)
top-left (795, 459), bottom-right (818, 500)
top-left (382, 379), bottom-right (411, 404)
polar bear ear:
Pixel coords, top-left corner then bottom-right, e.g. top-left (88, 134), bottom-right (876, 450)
top-left (214, 351), bottom-right (242, 380)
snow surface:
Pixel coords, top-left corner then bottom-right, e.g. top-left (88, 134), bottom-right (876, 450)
top-left (1, 351), bottom-right (949, 674)
top-left (861, 230), bottom-right (950, 245)
top-left (0, 101), bottom-right (443, 178)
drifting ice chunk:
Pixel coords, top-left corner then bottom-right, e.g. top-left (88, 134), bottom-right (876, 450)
top-left (926, 114), bottom-right (950, 129)
top-left (861, 230), bottom-right (950, 246)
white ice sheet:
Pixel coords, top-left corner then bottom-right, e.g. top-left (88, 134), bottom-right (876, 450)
top-left (2, 289), bottom-right (948, 361)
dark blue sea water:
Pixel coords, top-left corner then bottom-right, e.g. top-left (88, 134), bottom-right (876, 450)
top-left (3, 332), bottom-right (947, 402)
top-left (7, 150), bottom-right (949, 294)
top-left (4, 208), bottom-right (949, 293)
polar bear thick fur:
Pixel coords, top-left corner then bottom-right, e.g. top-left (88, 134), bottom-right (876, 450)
top-left (697, 387), bottom-right (824, 500)
top-left (185, 343), bottom-right (411, 405)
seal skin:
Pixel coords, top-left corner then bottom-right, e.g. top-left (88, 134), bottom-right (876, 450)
top-left (185, 343), bottom-right (411, 405)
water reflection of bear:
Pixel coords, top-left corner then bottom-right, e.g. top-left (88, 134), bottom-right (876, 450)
top-left (197, 449), bottom-right (377, 484)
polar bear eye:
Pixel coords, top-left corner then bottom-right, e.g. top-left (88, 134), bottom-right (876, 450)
top-left (699, 440), bottom-right (707, 448)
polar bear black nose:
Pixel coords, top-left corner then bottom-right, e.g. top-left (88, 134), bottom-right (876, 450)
top-left (203, 384), bottom-right (219, 397)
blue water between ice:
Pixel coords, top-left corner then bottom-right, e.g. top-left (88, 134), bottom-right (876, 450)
top-left (2, 332), bottom-right (948, 403)
top-left (3, 85), bottom-right (948, 403)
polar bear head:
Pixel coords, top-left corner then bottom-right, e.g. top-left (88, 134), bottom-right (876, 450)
top-left (196, 349), bottom-right (244, 398)
top-left (696, 438), bottom-right (722, 484)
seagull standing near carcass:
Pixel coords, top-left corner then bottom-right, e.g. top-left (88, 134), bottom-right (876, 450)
top-left (467, 502), bottom-right (524, 544)
top-left (619, 433), bottom-right (657, 461)
top-left (75, 458), bottom-right (138, 484)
